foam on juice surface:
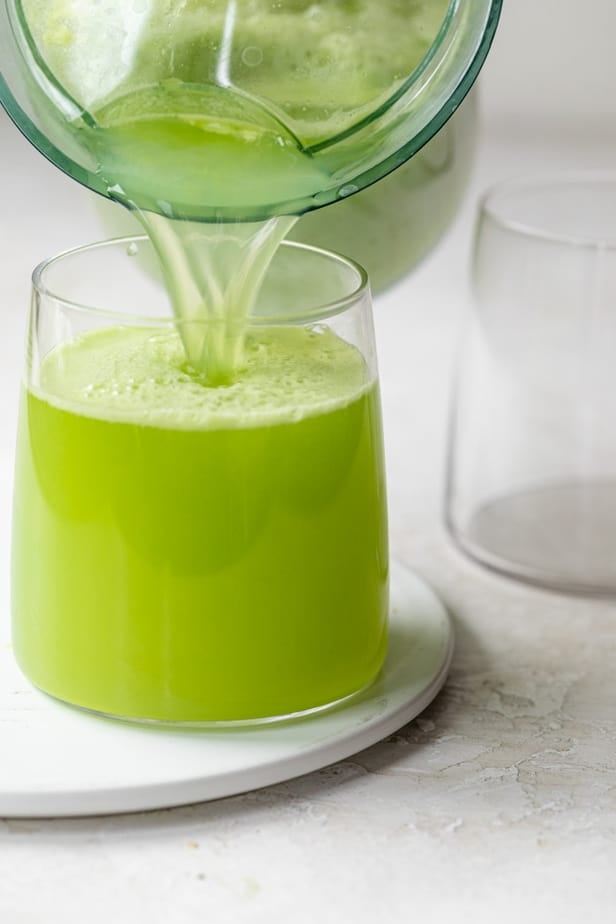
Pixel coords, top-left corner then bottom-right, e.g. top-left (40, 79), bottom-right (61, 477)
top-left (37, 325), bottom-right (372, 428)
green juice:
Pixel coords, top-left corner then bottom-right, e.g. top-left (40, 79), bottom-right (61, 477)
top-left (12, 325), bottom-right (388, 722)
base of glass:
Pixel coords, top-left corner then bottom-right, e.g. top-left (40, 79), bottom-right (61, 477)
top-left (0, 561), bottom-right (453, 817)
top-left (449, 480), bottom-right (616, 596)
top-left (40, 676), bottom-right (382, 730)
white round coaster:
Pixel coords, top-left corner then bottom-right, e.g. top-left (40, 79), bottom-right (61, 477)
top-left (0, 562), bottom-right (453, 818)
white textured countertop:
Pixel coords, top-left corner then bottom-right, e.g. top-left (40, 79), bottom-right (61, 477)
top-left (1, 106), bottom-right (616, 921)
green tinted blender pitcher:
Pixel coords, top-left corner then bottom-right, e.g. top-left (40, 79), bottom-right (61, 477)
top-left (1, 1), bottom-right (501, 255)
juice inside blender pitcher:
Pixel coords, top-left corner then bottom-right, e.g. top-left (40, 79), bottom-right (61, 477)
top-left (16, 0), bottom-right (451, 379)
top-left (21, 1), bottom-right (450, 210)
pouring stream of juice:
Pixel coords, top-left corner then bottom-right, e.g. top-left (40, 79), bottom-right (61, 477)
top-left (16, 0), bottom-right (450, 383)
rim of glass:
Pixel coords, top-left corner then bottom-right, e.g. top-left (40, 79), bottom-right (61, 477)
top-left (32, 236), bottom-right (370, 325)
top-left (479, 172), bottom-right (616, 251)
top-left (2, 0), bottom-right (502, 220)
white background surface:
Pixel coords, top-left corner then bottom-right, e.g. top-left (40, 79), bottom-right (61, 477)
top-left (1, 1), bottom-right (616, 920)
top-left (481, 0), bottom-right (616, 129)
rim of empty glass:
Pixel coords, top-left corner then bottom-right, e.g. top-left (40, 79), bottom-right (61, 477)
top-left (479, 172), bottom-right (616, 251)
top-left (32, 236), bottom-right (369, 325)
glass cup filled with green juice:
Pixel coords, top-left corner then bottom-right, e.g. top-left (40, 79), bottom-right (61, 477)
top-left (11, 237), bottom-right (389, 725)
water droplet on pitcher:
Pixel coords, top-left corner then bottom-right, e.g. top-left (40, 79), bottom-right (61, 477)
top-left (338, 184), bottom-right (358, 198)
top-left (127, 242), bottom-right (139, 257)
top-left (241, 46), bottom-right (263, 67)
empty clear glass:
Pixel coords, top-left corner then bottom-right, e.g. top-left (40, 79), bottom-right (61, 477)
top-left (446, 175), bottom-right (616, 595)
